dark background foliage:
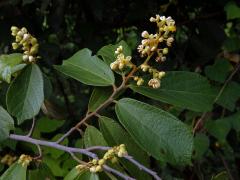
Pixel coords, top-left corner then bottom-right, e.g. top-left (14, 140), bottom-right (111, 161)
top-left (0, 0), bottom-right (240, 179)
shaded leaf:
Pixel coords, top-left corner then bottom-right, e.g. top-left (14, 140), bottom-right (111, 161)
top-left (6, 64), bottom-right (44, 124)
top-left (216, 82), bottom-right (240, 111)
top-left (0, 162), bottom-right (27, 180)
top-left (115, 98), bottom-right (193, 166)
top-left (88, 87), bottom-right (112, 112)
top-left (205, 119), bottom-right (231, 142)
top-left (28, 163), bottom-right (55, 180)
top-left (193, 133), bottom-right (209, 160)
top-left (0, 53), bottom-right (26, 83)
top-left (224, 1), bottom-right (240, 20)
top-left (130, 71), bottom-right (215, 112)
top-left (0, 106), bottom-right (14, 142)
top-left (54, 48), bottom-right (115, 86)
top-left (205, 59), bottom-right (232, 83)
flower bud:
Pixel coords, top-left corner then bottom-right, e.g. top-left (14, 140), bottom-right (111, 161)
top-left (12, 43), bottom-right (18, 50)
top-left (110, 62), bottom-right (118, 70)
top-left (141, 31), bottom-right (149, 38)
top-left (95, 165), bottom-right (102, 172)
top-left (162, 48), bottom-right (168, 55)
top-left (158, 71), bottom-right (166, 79)
top-left (28, 56), bottom-right (35, 62)
top-left (31, 38), bottom-right (37, 45)
top-left (150, 17), bottom-right (156, 22)
top-left (22, 55), bottom-right (29, 61)
top-left (89, 166), bottom-right (97, 173)
top-left (92, 159), bottom-right (98, 165)
top-left (98, 159), bottom-right (105, 165)
top-left (137, 78), bottom-right (144, 86)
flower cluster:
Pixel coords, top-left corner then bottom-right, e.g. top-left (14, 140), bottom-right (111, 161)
top-left (11, 26), bottom-right (39, 63)
top-left (110, 46), bottom-right (133, 71)
top-left (138, 15), bottom-right (176, 62)
top-left (75, 144), bottom-right (127, 174)
top-left (18, 154), bottom-right (32, 167)
top-left (1, 154), bottom-right (17, 166)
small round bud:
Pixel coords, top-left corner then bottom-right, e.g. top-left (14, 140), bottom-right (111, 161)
top-left (92, 159), bottom-right (98, 165)
top-left (119, 62), bottom-right (124, 70)
top-left (162, 48), bottom-right (168, 55)
top-left (23, 33), bottom-right (30, 41)
top-left (158, 37), bottom-right (164, 42)
top-left (161, 56), bottom-right (166, 62)
top-left (150, 17), bottom-right (156, 22)
top-left (16, 36), bottom-right (22, 42)
top-left (89, 166), bottom-right (96, 173)
top-left (98, 159), bottom-right (105, 165)
top-left (110, 62), bottom-right (118, 70)
top-left (17, 31), bottom-right (24, 37)
top-left (140, 64), bottom-right (149, 72)
top-left (158, 71), bottom-right (166, 79)
top-left (21, 27), bottom-right (27, 34)
top-left (31, 38), bottom-right (37, 45)
top-left (134, 76), bottom-right (139, 81)
top-left (141, 31), bottom-right (149, 38)
top-left (148, 78), bottom-right (160, 89)
top-left (12, 43), bottom-right (18, 50)
top-left (28, 56), bottom-right (35, 62)
top-left (95, 165), bottom-right (102, 172)
top-left (137, 79), bottom-right (144, 86)
top-left (11, 26), bottom-right (19, 32)
top-left (22, 55), bottom-right (29, 61)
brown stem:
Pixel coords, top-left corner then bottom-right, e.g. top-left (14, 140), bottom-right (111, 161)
top-left (56, 68), bottom-right (134, 144)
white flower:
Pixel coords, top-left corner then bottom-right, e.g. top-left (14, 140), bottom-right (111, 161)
top-left (148, 78), bottom-right (160, 89)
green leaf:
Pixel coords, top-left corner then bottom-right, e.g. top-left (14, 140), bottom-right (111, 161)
top-left (54, 48), bottom-right (115, 86)
top-left (84, 126), bottom-right (108, 147)
top-left (224, 1), bottom-right (240, 20)
top-left (99, 116), bottom-right (151, 180)
top-left (130, 71), bottom-right (215, 112)
top-left (64, 168), bottom-right (99, 180)
top-left (193, 133), bottom-right (209, 160)
top-left (0, 53), bottom-right (26, 83)
top-left (0, 106), bottom-right (14, 142)
top-left (0, 162), bottom-right (27, 180)
top-left (228, 112), bottom-right (240, 132)
top-left (36, 117), bottom-right (65, 133)
top-left (211, 171), bottom-right (228, 180)
top-left (205, 59), bottom-right (232, 83)
top-left (205, 119), bottom-right (231, 142)
top-left (97, 40), bottom-right (131, 65)
top-left (64, 167), bottom-right (86, 180)
top-left (6, 64), bottom-right (44, 124)
top-left (28, 163), bottom-right (55, 180)
top-left (88, 87), bottom-right (112, 112)
top-left (76, 171), bottom-right (99, 180)
top-left (216, 82), bottom-right (240, 111)
top-left (84, 125), bottom-right (108, 157)
top-left (115, 98), bottom-right (193, 166)
top-left (43, 156), bottom-right (67, 177)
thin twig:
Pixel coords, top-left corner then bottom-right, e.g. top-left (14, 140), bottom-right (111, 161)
top-left (9, 134), bottom-right (161, 180)
top-left (27, 117), bottom-right (36, 137)
top-left (218, 153), bottom-right (235, 180)
top-left (124, 155), bottom-right (161, 180)
top-left (193, 63), bottom-right (240, 134)
top-left (33, 144), bottom-right (42, 160)
top-left (103, 165), bottom-right (135, 180)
